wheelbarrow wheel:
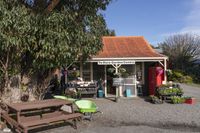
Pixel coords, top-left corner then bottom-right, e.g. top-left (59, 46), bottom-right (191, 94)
top-left (83, 112), bottom-right (93, 121)
top-left (89, 113), bottom-right (93, 121)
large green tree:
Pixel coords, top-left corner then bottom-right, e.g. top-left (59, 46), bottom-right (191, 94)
top-left (24, 0), bottom-right (112, 80)
top-left (0, 0), bottom-right (113, 93)
top-left (0, 0), bottom-right (32, 92)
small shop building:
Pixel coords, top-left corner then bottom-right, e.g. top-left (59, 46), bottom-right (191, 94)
top-left (69, 36), bottom-right (168, 97)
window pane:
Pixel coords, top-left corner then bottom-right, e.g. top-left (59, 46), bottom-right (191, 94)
top-left (82, 63), bottom-right (91, 81)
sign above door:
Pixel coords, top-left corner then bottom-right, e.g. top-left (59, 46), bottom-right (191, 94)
top-left (98, 60), bottom-right (135, 65)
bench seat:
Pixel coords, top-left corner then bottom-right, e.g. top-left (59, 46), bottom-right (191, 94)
top-left (19, 112), bottom-right (82, 128)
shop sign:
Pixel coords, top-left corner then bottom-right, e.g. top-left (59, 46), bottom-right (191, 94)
top-left (98, 60), bottom-right (135, 65)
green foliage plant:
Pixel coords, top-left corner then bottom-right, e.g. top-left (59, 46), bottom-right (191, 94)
top-left (0, 0), bottom-right (113, 95)
top-left (171, 96), bottom-right (185, 104)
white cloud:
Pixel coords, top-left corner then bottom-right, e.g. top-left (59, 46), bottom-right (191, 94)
top-left (161, 0), bottom-right (200, 38)
top-left (180, 0), bottom-right (200, 34)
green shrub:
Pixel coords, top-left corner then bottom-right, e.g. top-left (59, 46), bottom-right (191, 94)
top-left (149, 95), bottom-right (163, 104)
top-left (158, 87), bottom-right (183, 96)
top-left (171, 96), bottom-right (185, 104)
top-left (167, 70), bottom-right (194, 84)
top-left (172, 70), bottom-right (184, 82)
top-left (182, 96), bottom-right (192, 100)
top-left (180, 75), bottom-right (193, 83)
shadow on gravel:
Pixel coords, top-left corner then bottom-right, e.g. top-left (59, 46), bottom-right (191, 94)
top-left (104, 97), bottom-right (116, 102)
top-left (102, 120), bottom-right (200, 132)
top-left (28, 122), bottom-right (74, 133)
top-left (137, 96), bottom-right (152, 103)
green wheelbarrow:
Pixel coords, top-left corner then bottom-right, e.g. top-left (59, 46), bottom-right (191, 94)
top-left (53, 95), bottom-right (101, 121)
top-left (75, 100), bottom-right (100, 121)
top-left (53, 95), bottom-right (76, 101)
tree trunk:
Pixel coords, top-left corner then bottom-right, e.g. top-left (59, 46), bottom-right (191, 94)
top-left (4, 70), bottom-right (10, 92)
top-left (1, 48), bottom-right (10, 93)
top-left (45, 0), bottom-right (60, 13)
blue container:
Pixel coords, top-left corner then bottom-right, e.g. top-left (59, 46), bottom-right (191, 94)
top-left (126, 89), bottom-right (132, 97)
top-left (98, 90), bottom-right (104, 98)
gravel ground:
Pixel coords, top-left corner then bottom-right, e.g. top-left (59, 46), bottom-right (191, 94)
top-left (181, 84), bottom-right (200, 100)
top-left (1, 84), bottom-right (200, 133)
top-left (39, 98), bottom-right (200, 133)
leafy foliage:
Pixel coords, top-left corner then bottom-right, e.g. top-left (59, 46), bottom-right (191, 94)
top-left (107, 67), bottom-right (128, 78)
top-left (170, 96), bottom-right (185, 104)
top-left (0, 0), bottom-right (113, 93)
top-left (167, 70), bottom-right (193, 83)
top-left (0, 0), bottom-right (32, 91)
top-left (23, 0), bottom-right (113, 72)
top-left (158, 87), bottom-right (183, 96)
top-left (149, 95), bottom-right (163, 104)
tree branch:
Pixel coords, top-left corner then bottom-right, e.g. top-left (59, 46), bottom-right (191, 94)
top-left (0, 60), bottom-right (6, 70)
top-left (45, 0), bottom-right (60, 13)
top-left (5, 47), bottom-right (10, 69)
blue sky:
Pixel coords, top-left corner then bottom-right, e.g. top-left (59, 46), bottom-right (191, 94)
top-left (103, 0), bottom-right (200, 45)
top-left (25, 0), bottom-right (200, 45)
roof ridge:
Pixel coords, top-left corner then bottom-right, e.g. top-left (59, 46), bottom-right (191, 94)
top-left (103, 36), bottom-right (144, 38)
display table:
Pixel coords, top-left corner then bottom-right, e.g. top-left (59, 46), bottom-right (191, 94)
top-left (76, 84), bottom-right (98, 98)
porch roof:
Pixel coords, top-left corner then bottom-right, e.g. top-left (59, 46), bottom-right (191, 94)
top-left (92, 36), bottom-right (167, 60)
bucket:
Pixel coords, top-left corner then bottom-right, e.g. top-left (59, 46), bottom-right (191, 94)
top-left (126, 89), bottom-right (132, 97)
top-left (98, 90), bottom-right (104, 98)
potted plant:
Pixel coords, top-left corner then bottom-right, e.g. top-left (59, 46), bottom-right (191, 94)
top-left (184, 97), bottom-right (195, 104)
top-left (149, 95), bottom-right (163, 104)
top-left (170, 96), bottom-right (185, 104)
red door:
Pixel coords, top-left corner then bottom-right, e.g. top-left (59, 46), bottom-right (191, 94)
top-left (148, 67), bottom-right (164, 95)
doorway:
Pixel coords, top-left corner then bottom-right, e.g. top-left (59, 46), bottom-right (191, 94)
top-left (106, 66), bottom-right (116, 95)
top-left (106, 65), bottom-right (137, 97)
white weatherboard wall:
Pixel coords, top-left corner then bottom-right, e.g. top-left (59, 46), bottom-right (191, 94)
top-left (79, 57), bottom-right (168, 97)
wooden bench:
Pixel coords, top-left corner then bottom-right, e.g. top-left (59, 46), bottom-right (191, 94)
top-left (20, 112), bottom-right (82, 130)
top-left (1, 99), bottom-right (82, 133)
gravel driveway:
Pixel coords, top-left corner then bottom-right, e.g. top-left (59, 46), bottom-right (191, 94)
top-left (1, 84), bottom-right (200, 133)
top-left (180, 84), bottom-right (200, 100)
top-left (39, 98), bottom-right (200, 133)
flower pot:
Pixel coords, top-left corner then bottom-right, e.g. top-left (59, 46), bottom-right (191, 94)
top-left (185, 98), bottom-right (195, 104)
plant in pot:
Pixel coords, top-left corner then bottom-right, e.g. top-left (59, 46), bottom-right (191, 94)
top-left (176, 88), bottom-right (184, 96)
top-left (183, 96), bottom-right (195, 104)
top-left (150, 95), bottom-right (163, 104)
top-left (170, 96), bottom-right (185, 104)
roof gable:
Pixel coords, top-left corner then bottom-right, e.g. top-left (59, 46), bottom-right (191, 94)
top-left (93, 36), bottom-right (166, 58)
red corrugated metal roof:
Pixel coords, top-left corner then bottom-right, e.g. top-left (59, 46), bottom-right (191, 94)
top-left (93, 36), bottom-right (166, 58)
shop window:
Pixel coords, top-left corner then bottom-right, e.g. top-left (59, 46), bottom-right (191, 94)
top-left (136, 63), bottom-right (143, 84)
top-left (121, 65), bottom-right (135, 78)
top-left (82, 63), bottom-right (91, 81)
top-left (93, 63), bottom-right (104, 81)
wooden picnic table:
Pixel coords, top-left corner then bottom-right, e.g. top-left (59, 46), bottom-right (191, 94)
top-left (1, 99), bottom-right (82, 133)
